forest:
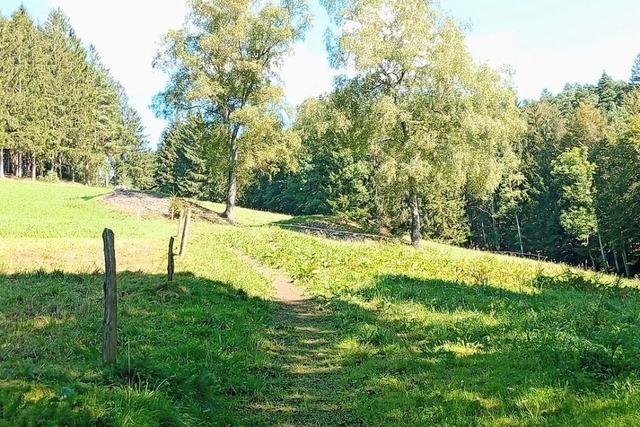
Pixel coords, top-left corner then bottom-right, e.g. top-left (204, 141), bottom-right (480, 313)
top-left (0, 7), bottom-right (153, 188)
top-left (2, 1), bottom-right (640, 275)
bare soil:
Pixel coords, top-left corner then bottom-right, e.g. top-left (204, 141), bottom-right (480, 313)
top-left (237, 253), bottom-right (307, 303)
top-left (103, 190), bottom-right (226, 224)
top-left (102, 190), bottom-right (172, 218)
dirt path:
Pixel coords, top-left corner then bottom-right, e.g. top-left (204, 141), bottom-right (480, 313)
top-left (237, 253), bottom-right (361, 425)
top-left (237, 254), bottom-right (307, 303)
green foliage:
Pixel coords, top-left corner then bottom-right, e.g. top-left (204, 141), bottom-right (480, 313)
top-left (168, 194), bottom-right (184, 217)
top-left (40, 169), bottom-right (60, 183)
top-left (321, 0), bottom-right (524, 245)
top-left (0, 8), bottom-right (148, 185)
top-left (552, 147), bottom-right (597, 244)
top-left (245, 78), bottom-right (375, 220)
top-left (146, 0), bottom-right (640, 274)
top-left (631, 53), bottom-right (640, 85)
top-left (154, 0), bottom-right (309, 219)
top-left (249, 1), bottom-right (523, 244)
top-left (155, 116), bottom-right (220, 199)
top-left (471, 76), bottom-right (640, 273)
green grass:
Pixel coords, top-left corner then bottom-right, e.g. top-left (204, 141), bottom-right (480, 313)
top-left (0, 180), bottom-right (174, 239)
top-left (1, 179), bottom-right (640, 426)
top-left (196, 200), bottom-right (292, 227)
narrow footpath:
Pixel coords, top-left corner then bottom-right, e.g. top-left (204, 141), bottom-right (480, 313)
top-left (237, 253), bottom-right (361, 426)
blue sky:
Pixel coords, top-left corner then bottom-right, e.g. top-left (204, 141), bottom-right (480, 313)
top-left (3, 0), bottom-right (640, 147)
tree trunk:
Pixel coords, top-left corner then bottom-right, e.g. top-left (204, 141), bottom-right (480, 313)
top-left (31, 153), bottom-right (36, 181)
top-left (597, 230), bottom-right (607, 270)
top-left (9, 150), bottom-right (16, 175)
top-left (613, 249), bottom-right (620, 274)
top-left (84, 163), bottom-right (90, 186)
top-left (490, 198), bottom-right (500, 250)
top-left (16, 152), bottom-right (23, 178)
top-left (0, 148), bottom-right (4, 179)
top-left (621, 247), bottom-right (630, 277)
top-left (588, 247), bottom-right (596, 270)
top-left (480, 221), bottom-right (487, 248)
top-left (223, 142), bottom-right (239, 222)
top-left (515, 213), bottom-right (524, 255)
top-left (409, 188), bottom-right (421, 247)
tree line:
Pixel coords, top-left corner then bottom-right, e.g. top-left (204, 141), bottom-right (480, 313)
top-left (153, 0), bottom-right (640, 275)
top-left (478, 72), bottom-right (640, 275)
top-left (3, 1), bottom-right (639, 275)
top-left (0, 7), bottom-right (154, 187)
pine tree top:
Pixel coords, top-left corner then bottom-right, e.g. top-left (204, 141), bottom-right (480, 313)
top-left (631, 53), bottom-right (640, 85)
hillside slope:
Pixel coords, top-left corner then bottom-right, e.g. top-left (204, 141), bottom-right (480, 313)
top-left (1, 180), bottom-right (639, 426)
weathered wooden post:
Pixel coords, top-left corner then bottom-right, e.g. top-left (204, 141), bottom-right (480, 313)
top-left (102, 228), bottom-right (117, 365)
top-left (179, 208), bottom-right (192, 257)
top-left (176, 210), bottom-right (185, 241)
top-left (168, 236), bottom-right (175, 282)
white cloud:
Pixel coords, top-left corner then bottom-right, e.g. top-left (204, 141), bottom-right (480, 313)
top-left (48, 0), bottom-right (189, 147)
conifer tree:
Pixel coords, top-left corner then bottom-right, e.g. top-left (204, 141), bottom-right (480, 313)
top-left (597, 72), bottom-right (619, 114)
top-left (631, 53), bottom-right (640, 85)
top-left (0, 8), bottom-right (149, 186)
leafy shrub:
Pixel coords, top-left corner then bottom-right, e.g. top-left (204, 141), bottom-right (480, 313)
top-left (40, 170), bottom-right (60, 183)
top-left (168, 194), bottom-right (184, 219)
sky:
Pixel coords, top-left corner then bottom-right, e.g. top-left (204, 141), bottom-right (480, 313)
top-left (3, 0), bottom-right (640, 148)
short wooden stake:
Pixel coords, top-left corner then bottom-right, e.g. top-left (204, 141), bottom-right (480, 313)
top-left (168, 236), bottom-right (175, 282)
top-left (179, 208), bottom-right (192, 257)
top-left (102, 228), bottom-right (117, 365)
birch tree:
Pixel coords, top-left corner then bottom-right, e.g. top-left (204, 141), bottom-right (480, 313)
top-left (324, 0), bottom-right (523, 245)
top-left (155, 0), bottom-right (308, 221)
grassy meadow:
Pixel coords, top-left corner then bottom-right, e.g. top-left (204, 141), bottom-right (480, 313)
top-left (1, 179), bottom-right (639, 426)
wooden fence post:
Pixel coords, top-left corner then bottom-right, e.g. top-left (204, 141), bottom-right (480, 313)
top-left (176, 210), bottom-right (185, 241)
top-left (168, 236), bottom-right (175, 282)
top-left (179, 208), bottom-right (192, 257)
top-left (102, 228), bottom-right (117, 365)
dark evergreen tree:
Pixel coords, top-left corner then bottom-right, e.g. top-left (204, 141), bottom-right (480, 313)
top-left (0, 8), bottom-right (149, 186)
top-left (155, 124), bottom-right (180, 194)
top-left (631, 53), bottom-right (640, 85)
top-left (155, 116), bottom-right (213, 198)
top-left (597, 72), bottom-right (619, 114)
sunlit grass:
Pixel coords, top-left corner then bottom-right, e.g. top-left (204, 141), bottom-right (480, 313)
top-left (2, 179), bottom-right (640, 425)
top-left (196, 200), bottom-right (292, 226)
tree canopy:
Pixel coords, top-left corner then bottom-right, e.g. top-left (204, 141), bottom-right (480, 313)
top-left (154, 0), bottom-right (309, 221)
top-left (320, 0), bottom-right (524, 245)
top-left (0, 7), bottom-right (152, 187)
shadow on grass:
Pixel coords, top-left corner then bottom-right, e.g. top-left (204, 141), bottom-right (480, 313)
top-left (77, 193), bottom-right (105, 201)
top-left (330, 273), bottom-right (640, 424)
top-left (0, 270), bottom-right (365, 426)
top-left (0, 270), bottom-right (281, 426)
top-left (2, 269), bottom-right (639, 425)
top-left (233, 269), bottom-right (640, 425)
